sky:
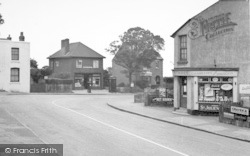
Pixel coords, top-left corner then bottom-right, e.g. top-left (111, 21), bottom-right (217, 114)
top-left (0, 0), bottom-right (218, 76)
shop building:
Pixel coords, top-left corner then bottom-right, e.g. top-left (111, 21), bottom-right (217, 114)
top-left (171, 0), bottom-right (250, 114)
top-left (0, 32), bottom-right (30, 93)
top-left (48, 39), bottom-right (105, 89)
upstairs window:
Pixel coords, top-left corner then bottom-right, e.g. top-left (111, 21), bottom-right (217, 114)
top-left (76, 60), bottom-right (82, 68)
top-left (11, 48), bottom-right (19, 60)
top-left (93, 60), bottom-right (99, 68)
top-left (55, 61), bottom-right (59, 67)
top-left (179, 35), bottom-right (187, 61)
top-left (11, 68), bottom-right (19, 82)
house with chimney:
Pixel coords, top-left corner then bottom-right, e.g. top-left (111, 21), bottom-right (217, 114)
top-left (0, 32), bottom-right (30, 92)
top-left (47, 39), bottom-right (105, 89)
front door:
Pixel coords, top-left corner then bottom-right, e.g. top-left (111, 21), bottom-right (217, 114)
top-left (180, 77), bottom-right (187, 108)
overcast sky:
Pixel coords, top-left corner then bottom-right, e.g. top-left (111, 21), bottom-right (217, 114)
top-left (0, 0), bottom-right (218, 76)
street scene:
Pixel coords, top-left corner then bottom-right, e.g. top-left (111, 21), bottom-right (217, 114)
top-left (1, 0), bottom-right (250, 156)
top-left (0, 93), bottom-right (250, 156)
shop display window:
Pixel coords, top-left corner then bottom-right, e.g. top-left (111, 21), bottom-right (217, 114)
top-left (198, 77), bottom-right (233, 103)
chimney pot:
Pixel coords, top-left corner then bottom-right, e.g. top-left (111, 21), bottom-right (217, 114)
top-left (7, 35), bottom-right (11, 40)
top-left (19, 32), bottom-right (25, 41)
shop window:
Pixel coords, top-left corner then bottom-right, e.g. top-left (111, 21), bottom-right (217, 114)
top-left (11, 48), bottom-right (19, 60)
top-left (10, 68), bottom-right (19, 82)
top-left (76, 60), bottom-right (82, 68)
top-left (92, 74), bottom-right (100, 87)
top-left (198, 77), bottom-right (233, 103)
top-left (179, 35), bottom-right (187, 61)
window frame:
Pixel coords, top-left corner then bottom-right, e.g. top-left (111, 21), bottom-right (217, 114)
top-left (179, 35), bottom-right (187, 61)
top-left (11, 48), bottom-right (19, 60)
top-left (10, 68), bottom-right (20, 82)
top-left (93, 60), bottom-right (99, 68)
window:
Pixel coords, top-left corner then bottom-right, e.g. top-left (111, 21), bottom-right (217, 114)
top-left (198, 77), bottom-right (233, 102)
top-left (11, 68), bottom-right (19, 82)
top-left (11, 48), bottom-right (19, 60)
top-left (179, 35), bottom-right (187, 61)
top-left (93, 60), bottom-right (99, 68)
top-left (76, 60), bottom-right (82, 68)
top-left (55, 61), bottom-right (59, 67)
top-left (50, 61), bottom-right (54, 68)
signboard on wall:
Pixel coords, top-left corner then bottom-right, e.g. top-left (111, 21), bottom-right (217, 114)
top-left (173, 70), bottom-right (238, 77)
top-left (239, 84), bottom-right (250, 94)
top-left (188, 12), bottom-right (237, 40)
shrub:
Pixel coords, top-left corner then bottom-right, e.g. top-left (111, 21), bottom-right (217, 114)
top-left (118, 82), bottom-right (125, 87)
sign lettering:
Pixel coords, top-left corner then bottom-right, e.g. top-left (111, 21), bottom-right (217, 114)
top-left (188, 12), bottom-right (237, 40)
top-left (231, 106), bottom-right (249, 116)
top-left (199, 103), bottom-right (219, 112)
top-left (234, 114), bottom-right (247, 121)
top-left (173, 70), bottom-right (237, 77)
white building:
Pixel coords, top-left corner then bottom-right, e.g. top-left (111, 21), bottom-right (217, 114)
top-left (0, 32), bottom-right (30, 93)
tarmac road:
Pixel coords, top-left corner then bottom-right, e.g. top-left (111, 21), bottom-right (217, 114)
top-left (0, 94), bottom-right (249, 156)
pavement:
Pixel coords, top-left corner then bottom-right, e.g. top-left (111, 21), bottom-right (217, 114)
top-left (107, 98), bottom-right (250, 143)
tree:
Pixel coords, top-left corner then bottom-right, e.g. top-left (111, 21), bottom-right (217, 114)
top-left (106, 27), bottom-right (164, 86)
top-left (40, 66), bottom-right (52, 77)
top-left (30, 58), bottom-right (38, 69)
top-left (103, 69), bottom-right (110, 88)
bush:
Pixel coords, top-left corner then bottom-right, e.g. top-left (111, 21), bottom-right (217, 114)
top-left (45, 78), bottom-right (73, 84)
top-left (118, 82), bottom-right (125, 87)
top-left (135, 80), bottom-right (148, 89)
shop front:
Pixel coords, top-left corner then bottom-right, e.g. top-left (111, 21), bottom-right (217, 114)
top-left (173, 68), bottom-right (239, 114)
top-left (74, 73), bottom-right (101, 90)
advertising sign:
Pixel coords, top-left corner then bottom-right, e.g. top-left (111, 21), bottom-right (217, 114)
top-left (231, 106), bottom-right (249, 116)
top-left (199, 103), bottom-right (219, 112)
top-left (239, 84), bottom-right (250, 94)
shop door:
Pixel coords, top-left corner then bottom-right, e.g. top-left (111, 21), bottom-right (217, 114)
top-left (180, 77), bottom-right (187, 108)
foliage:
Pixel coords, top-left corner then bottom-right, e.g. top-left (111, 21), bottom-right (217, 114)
top-left (40, 66), bottom-right (53, 77)
top-left (30, 68), bottom-right (41, 83)
top-left (54, 72), bottom-right (71, 79)
top-left (30, 58), bottom-right (38, 69)
top-left (117, 82), bottom-right (125, 87)
top-left (135, 80), bottom-right (149, 89)
top-left (106, 27), bottom-right (164, 86)
top-left (0, 14), bottom-right (4, 25)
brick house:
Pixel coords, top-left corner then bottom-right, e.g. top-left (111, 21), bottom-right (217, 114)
top-left (171, 0), bottom-right (250, 114)
top-left (48, 39), bottom-right (105, 89)
top-left (112, 55), bottom-right (164, 87)
top-left (0, 32), bottom-right (30, 93)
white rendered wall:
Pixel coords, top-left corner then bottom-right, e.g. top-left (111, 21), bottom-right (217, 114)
top-left (0, 40), bottom-right (30, 93)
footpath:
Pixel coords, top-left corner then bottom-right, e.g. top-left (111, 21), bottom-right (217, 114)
top-left (107, 98), bottom-right (250, 143)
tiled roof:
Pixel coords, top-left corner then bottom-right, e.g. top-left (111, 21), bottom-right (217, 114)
top-left (48, 42), bottom-right (105, 59)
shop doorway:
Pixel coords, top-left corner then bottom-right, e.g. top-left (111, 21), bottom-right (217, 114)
top-left (180, 76), bottom-right (187, 108)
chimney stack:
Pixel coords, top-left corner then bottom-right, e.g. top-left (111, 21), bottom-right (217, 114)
top-left (61, 38), bottom-right (70, 54)
top-left (7, 35), bottom-right (11, 40)
top-left (19, 32), bottom-right (25, 41)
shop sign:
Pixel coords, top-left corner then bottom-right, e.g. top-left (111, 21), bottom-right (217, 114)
top-left (152, 97), bottom-right (173, 102)
top-left (223, 112), bottom-right (234, 119)
top-left (221, 84), bottom-right (233, 91)
top-left (188, 12), bottom-right (237, 40)
top-left (239, 84), bottom-right (250, 94)
top-left (231, 106), bottom-right (249, 116)
top-left (173, 70), bottom-right (237, 77)
top-left (199, 103), bottom-right (219, 112)
top-left (234, 114), bottom-right (247, 121)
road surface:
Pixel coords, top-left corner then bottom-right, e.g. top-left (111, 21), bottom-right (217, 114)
top-left (0, 94), bottom-right (249, 156)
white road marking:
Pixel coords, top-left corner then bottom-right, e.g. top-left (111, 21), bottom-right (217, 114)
top-left (52, 99), bottom-right (189, 156)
